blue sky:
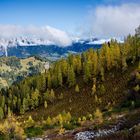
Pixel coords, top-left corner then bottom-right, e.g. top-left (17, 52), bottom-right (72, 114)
top-left (0, 0), bottom-right (93, 31)
top-left (0, 0), bottom-right (137, 30)
top-left (0, 0), bottom-right (140, 38)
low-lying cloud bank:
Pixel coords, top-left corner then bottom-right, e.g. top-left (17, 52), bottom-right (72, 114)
top-left (0, 25), bottom-right (72, 46)
top-left (88, 3), bottom-right (140, 38)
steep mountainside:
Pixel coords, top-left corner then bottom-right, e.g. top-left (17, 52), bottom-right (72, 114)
top-left (0, 30), bottom-right (139, 140)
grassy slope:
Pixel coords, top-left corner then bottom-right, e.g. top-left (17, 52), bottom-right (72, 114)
top-left (21, 62), bottom-right (139, 122)
top-left (0, 56), bottom-right (45, 88)
top-left (20, 57), bottom-right (44, 71)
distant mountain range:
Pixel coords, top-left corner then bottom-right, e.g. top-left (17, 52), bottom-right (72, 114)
top-left (0, 37), bottom-right (123, 60)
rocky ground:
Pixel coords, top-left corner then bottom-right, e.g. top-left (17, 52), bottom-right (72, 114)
top-left (26, 109), bottom-right (140, 140)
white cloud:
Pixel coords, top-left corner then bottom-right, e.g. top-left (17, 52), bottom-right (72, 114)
top-left (88, 3), bottom-right (140, 38)
top-left (0, 25), bottom-right (72, 46)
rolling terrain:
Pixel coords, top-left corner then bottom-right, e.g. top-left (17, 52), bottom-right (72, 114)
top-left (0, 29), bottom-right (139, 140)
top-left (0, 56), bottom-right (46, 89)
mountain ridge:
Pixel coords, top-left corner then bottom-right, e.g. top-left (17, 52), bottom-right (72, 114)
top-left (0, 37), bottom-right (123, 58)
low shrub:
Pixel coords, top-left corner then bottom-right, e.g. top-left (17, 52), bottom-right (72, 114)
top-left (25, 127), bottom-right (43, 138)
top-left (63, 123), bottom-right (77, 130)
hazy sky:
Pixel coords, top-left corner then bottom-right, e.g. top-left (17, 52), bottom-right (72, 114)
top-left (0, 0), bottom-right (140, 38)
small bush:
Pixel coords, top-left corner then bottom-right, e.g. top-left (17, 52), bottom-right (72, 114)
top-left (63, 123), bottom-right (77, 130)
top-left (134, 100), bottom-right (140, 108)
top-left (25, 127), bottom-right (43, 138)
top-left (58, 125), bottom-right (65, 135)
top-left (0, 135), bottom-right (7, 140)
top-left (75, 84), bottom-right (80, 93)
top-left (43, 124), bottom-right (54, 129)
top-left (82, 116), bottom-right (86, 121)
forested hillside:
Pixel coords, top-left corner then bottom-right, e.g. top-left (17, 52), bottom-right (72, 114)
top-left (0, 28), bottom-right (139, 139)
top-left (0, 56), bottom-right (46, 89)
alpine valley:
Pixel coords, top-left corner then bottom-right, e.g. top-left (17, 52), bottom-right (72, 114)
top-left (0, 1), bottom-right (140, 140)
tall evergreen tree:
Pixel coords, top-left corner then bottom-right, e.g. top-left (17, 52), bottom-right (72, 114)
top-left (57, 66), bottom-right (63, 86)
top-left (93, 52), bottom-right (98, 75)
top-left (0, 107), bottom-right (4, 120)
top-left (47, 71), bottom-right (52, 88)
top-left (67, 65), bottom-right (76, 87)
top-left (23, 98), bottom-right (29, 112)
top-left (92, 84), bottom-right (96, 95)
top-left (83, 62), bottom-right (91, 83)
top-left (105, 45), bottom-right (111, 70)
top-left (75, 84), bottom-right (80, 93)
top-left (44, 101), bottom-right (48, 108)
